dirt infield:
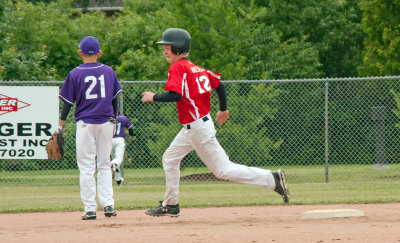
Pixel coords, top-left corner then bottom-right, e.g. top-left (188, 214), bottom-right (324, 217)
top-left (1, 203), bottom-right (399, 243)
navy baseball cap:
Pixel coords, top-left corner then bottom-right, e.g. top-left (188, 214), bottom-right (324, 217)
top-left (78, 36), bottom-right (100, 55)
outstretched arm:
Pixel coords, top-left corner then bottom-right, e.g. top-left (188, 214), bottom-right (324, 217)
top-left (142, 91), bottom-right (182, 103)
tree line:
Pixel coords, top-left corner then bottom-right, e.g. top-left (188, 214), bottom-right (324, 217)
top-left (2, 0), bottom-right (399, 81)
top-left (1, 0), bottom-right (400, 170)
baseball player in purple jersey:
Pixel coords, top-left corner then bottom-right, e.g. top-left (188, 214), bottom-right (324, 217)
top-left (111, 112), bottom-right (134, 186)
top-left (58, 36), bottom-right (122, 220)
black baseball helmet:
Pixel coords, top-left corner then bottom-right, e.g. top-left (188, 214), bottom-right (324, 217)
top-left (156, 28), bottom-right (191, 54)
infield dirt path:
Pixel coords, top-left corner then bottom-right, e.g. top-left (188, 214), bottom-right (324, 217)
top-left (0, 203), bottom-right (399, 243)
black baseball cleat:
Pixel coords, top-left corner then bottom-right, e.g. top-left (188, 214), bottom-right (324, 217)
top-left (82, 211), bottom-right (96, 220)
top-left (272, 170), bottom-right (290, 203)
top-left (145, 201), bottom-right (180, 217)
top-left (111, 163), bottom-right (118, 178)
top-left (104, 205), bottom-right (117, 218)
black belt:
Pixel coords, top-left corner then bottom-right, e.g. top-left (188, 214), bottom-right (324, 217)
top-left (186, 116), bottom-right (209, 129)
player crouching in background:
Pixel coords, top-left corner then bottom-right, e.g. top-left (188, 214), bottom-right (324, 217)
top-left (111, 106), bottom-right (134, 186)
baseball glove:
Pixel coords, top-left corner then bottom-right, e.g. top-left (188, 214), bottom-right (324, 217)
top-left (45, 130), bottom-right (64, 160)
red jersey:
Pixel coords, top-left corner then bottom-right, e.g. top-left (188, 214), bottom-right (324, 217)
top-left (164, 59), bottom-right (221, 124)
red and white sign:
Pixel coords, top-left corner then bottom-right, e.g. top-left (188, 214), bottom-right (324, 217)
top-left (0, 87), bottom-right (59, 159)
top-left (0, 94), bottom-right (31, 115)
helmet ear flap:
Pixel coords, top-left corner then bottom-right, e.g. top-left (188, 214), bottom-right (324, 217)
top-left (171, 47), bottom-right (181, 55)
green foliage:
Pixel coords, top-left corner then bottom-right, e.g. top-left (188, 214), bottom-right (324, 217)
top-left (391, 89), bottom-right (400, 129)
top-left (0, 0), bottom-right (115, 80)
top-left (217, 83), bottom-right (283, 164)
top-left (253, 0), bottom-right (364, 78)
top-left (0, 46), bottom-right (57, 81)
top-left (74, 0), bottom-right (118, 9)
top-left (359, 0), bottom-right (400, 76)
top-left (264, 81), bottom-right (326, 166)
top-left (3, 0), bottom-right (392, 80)
top-left (1, 0), bottom-right (395, 172)
top-left (170, 0), bottom-right (321, 79)
top-left (116, 49), bottom-right (168, 80)
top-left (242, 32), bottom-right (322, 79)
top-left (109, 5), bottom-right (175, 80)
top-left (120, 83), bottom-right (176, 168)
top-left (0, 0), bottom-right (326, 81)
top-left (1, 0), bottom-right (75, 80)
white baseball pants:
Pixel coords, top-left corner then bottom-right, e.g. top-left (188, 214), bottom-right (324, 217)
top-left (162, 114), bottom-right (276, 206)
top-left (76, 120), bottom-right (114, 212)
top-left (111, 137), bottom-right (126, 167)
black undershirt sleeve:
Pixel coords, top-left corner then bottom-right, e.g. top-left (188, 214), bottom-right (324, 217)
top-left (153, 91), bottom-right (182, 102)
top-left (128, 127), bottom-right (134, 136)
top-left (112, 98), bottom-right (118, 116)
top-left (60, 102), bottom-right (72, 121)
top-left (215, 82), bottom-right (227, 111)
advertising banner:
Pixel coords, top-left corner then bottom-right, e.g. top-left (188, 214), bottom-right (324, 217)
top-left (0, 86), bottom-right (59, 159)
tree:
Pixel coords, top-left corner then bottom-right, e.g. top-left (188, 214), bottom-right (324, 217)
top-left (0, 0), bottom-right (114, 80)
top-left (248, 0), bottom-right (364, 78)
top-left (172, 0), bottom-right (321, 79)
top-left (359, 0), bottom-right (400, 76)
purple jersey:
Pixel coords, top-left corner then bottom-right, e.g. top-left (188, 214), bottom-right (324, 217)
top-left (59, 62), bottom-right (122, 124)
top-left (113, 114), bottom-right (133, 138)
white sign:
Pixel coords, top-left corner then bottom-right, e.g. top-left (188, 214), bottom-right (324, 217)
top-left (0, 86), bottom-right (59, 159)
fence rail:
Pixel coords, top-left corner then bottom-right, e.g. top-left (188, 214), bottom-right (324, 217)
top-left (1, 76), bottom-right (400, 186)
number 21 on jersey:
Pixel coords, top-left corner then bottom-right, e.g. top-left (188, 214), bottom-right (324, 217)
top-left (85, 75), bottom-right (105, 99)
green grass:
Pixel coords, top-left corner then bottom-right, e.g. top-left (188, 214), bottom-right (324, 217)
top-left (1, 164), bottom-right (399, 213)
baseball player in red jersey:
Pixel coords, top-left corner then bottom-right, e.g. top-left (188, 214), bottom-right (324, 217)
top-left (142, 28), bottom-right (289, 217)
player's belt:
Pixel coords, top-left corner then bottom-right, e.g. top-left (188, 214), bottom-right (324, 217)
top-left (184, 115), bottom-right (209, 130)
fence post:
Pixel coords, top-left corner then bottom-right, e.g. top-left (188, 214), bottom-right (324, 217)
top-left (371, 106), bottom-right (389, 170)
top-left (119, 92), bottom-right (124, 114)
top-left (325, 82), bottom-right (329, 183)
top-left (116, 91), bottom-right (125, 178)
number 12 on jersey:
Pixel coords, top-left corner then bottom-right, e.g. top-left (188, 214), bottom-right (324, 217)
top-left (196, 75), bottom-right (211, 94)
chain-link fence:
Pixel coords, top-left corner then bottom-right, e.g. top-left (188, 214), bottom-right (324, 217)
top-left (1, 77), bottom-right (400, 186)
